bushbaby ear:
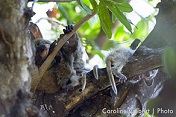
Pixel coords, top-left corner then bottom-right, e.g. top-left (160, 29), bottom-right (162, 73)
top-left (29, 22), bottom-right (43, 39)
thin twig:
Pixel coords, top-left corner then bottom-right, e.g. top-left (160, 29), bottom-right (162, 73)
top-left (35, 17), bottom-right (66, 27)
top-left (32, 12), bottom-right (96, 94)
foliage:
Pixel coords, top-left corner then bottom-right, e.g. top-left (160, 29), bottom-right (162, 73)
top-left (90, 0), bottom-right (133, 38)
top-left (31, 0), bottom-right (156, 64)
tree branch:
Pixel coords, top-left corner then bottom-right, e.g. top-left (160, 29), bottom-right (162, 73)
top-left (123, 46), bottom-right (163, 78)
top-left (35, 17), bottom-right (66, 27)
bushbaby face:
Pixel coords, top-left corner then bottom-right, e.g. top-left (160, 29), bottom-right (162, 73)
top-left (34, 38), bottom-right (51, 59)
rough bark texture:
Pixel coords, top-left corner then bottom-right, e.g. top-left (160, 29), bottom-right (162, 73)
top-left (0, 0), bottom-right (39, 116)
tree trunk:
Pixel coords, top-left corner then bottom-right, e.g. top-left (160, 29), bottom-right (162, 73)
top-left (0, 0), bottom-right (39, 116)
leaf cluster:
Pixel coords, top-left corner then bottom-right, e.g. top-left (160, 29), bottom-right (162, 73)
top-left (90, 0), bottom-right (133, 38)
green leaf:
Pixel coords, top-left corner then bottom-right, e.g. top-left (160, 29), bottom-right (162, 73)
top-left (131, 18), bottom-right (149, 39)
top-left (117, 2), bottom-right (133, 12)
top-left (98, 1), bottom-right (112, 38)
top-left (104, 0), bottom-right (132, 33)
top-left (90, 0), bottom-right (98, 12)
top-left (114, 25), bottom-right (129, 41)
top-left (112, 13), bottom-right (116, 23)
top-left (77, 0), bottom-right (92, 14)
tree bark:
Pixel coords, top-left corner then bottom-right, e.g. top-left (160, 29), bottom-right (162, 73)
top-left (0, 0), bottom-right (39, 116)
